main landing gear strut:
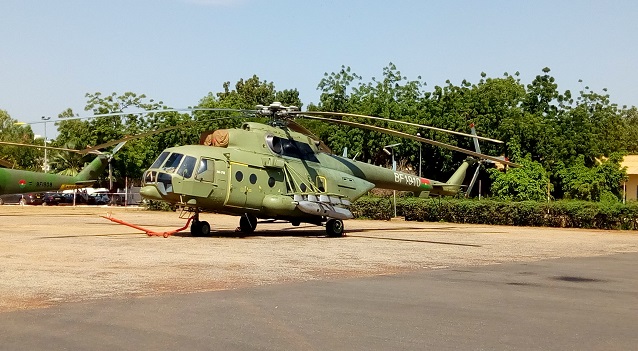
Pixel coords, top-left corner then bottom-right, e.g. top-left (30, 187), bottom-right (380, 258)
top-left (191, 210), bottom-right (258, 236)
top-left (238, 213), bottom-right (257, 233)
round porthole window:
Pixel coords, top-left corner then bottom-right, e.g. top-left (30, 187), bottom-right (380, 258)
top-left (235, 171), bottom-right (243, 182)
top-left (249, 173), bottom-right (257, 184)
top-left (268, 177), bottom-right (276, 187)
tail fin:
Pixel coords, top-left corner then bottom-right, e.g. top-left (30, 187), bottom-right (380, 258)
top-left (74, 141), bottom-right (126, 183)
top-left (74, 155), bottom-right (109, 182)
top-left (428, 159), bottom-right (475, 197)
top-left (446, 159), bottom-right (472, 185)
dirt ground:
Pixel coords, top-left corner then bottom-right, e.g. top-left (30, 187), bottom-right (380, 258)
top-left (1, 205), bottom-right (638, 312)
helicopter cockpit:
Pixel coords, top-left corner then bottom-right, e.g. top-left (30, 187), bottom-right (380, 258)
top-left (265, 135), bottom-right (319, 162)
top-left (143, 150), bottom-right (197, 194)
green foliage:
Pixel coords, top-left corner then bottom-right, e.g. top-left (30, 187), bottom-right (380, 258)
top-left (0, 110), bottom-right (40, 170)
top-left (44, 75), bottom-right (302, 188)
top-left (489, 157), bottom-right (550, 201)
top-left (621, 107), bottom-right (638, 153)
top-left (350, 196), bottom-right (393, 220)
top-left (314, 65), bottom-right (636, 198)
top-left (48, 142), bottom-right (88, 176)
top-left (142, 200), bottom-right (176, 211)
top-left (557, 153), bottom-right (627, 201)
top-left (54, 92), bottom-right (167, 187)
top-left (2, 64), bottom-right (637, 202)
top-left (352, 196), bottom-right (638, 230)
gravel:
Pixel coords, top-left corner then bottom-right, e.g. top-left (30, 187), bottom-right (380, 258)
top-left (1, 205), bottom-right (637, 312)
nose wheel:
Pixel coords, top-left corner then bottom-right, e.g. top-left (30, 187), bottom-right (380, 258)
top-left (325, 218), bottom-right (344, 237)
top-left (190, 209), bottom-right (211, 237)
top-left (191, 220), bottom-right (211, 237)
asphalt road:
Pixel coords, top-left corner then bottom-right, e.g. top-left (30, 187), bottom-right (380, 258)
top-left (2, 252), bottom-right (637, 350)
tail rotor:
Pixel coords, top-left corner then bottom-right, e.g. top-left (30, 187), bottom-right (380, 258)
top-left (465, 123), bottom-right (507, 198)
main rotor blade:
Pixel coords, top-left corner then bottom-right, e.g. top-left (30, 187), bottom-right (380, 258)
top-left (111, 141), bottom-right (127, 155)
top-left (61, 107), bottom-right (257, 121)
top-left (286, 120), bottom-right (332, 154)
top-left (0, 141), bottom-right (100, 154)
top-left (295, 111), bottom-right (503, 144)
top-left (470, 123), bottom-right (482, 154)
top-left (300, 115), bottom-right (519, 167)
top-left (79, 115), bottom-right (245, 154)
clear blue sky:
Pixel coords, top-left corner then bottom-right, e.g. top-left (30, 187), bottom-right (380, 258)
top-left (2, 0), bottom-right (637, 137)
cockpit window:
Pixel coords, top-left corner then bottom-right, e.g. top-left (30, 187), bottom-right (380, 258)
top-left (266, 135), bottom-right (318, 162)
top-left (177, 156), bottom-right (197, 178)
top-left (150, 152), bottom-right (169, 169)
top-left (195, 158), bottom-right (215, 182)
top-left (163, 153), bottom-right (184, 173)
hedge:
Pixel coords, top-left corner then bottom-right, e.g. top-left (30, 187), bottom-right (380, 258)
top-left (350, 196), bottom-right (638, 230)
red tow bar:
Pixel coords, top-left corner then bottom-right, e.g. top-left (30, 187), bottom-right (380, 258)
top-left (101, 214), bottom-right (194, 238)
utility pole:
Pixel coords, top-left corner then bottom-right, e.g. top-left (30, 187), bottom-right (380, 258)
top-left (41, 116), bottom-right (51, 172)
top-left (416, 132), bottom-right (422, 177)
top-left (384, 143), bottom-right (401, 218)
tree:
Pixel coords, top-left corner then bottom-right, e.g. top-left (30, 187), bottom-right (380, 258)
top-left (557, 153), bottom-right (627, 202)
top-left (0, 109), bottom-right (40, 170)
top-left (48, 143), bottom-right (87, 176)
top-left (551, 88), bottom-right (623, 168)
top-left (55, 92), bottom-right (167, 186)
top-left (621, 107), bottom-right (638, 153)
top-left (489, 157), bottom-right (550, 202)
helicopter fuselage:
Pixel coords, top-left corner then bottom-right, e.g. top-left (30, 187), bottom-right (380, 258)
top-left (139, 122), bottom-right (446, 224)
top-left (0, 155), bottom-right (109, 195)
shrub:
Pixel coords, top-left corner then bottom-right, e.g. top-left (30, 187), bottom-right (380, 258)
top-left (351, 196), bottom-right (638, 230)
top-left (142, 199), bottom-right (176, 212)
top-left (350, 196), bottom-right (393, 220)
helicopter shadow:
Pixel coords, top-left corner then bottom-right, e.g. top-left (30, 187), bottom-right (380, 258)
top-left (171, 224), bottom-right (329, 239)
top-left (173, 222), bottom-right (482, 246)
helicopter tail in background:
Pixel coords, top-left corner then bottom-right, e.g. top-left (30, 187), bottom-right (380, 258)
top-left (74, 154), bottom-right (109, 182)
top-left (446, 158), bottom-right (480, 186)
top-left (426, 158), bottom-right (475, 197)
top-left (74, 141), bottom-right (126, 183)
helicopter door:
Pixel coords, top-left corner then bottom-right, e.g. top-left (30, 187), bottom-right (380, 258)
top-left (316, 176), bottom-right (327, 193)
top-left (225, 162), bottom-right (265, 210)
top-left (177, 157), bottom-right (224, 198)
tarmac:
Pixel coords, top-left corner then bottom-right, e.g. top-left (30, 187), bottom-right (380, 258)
top-left (1, 206), bottom-right (637, 349)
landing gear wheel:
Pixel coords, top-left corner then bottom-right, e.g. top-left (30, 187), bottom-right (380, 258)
top-left (291, 220), bottom-right (301, 227)
top-left (191, 220), bottom-right (211, 237)
top-left (190, 221), bottom-right (202, 237)
top-left (326, 219), bottom-right (344, 237)
top-left (199, 221), bottom-right (211, 236)
top-left (239, 214), bottom-right (257, 233)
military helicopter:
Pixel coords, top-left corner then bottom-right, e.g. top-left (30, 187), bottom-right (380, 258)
top-left (0, 119), bottom-right (203, 196)
top-left (0, 142), bottom-right (125, 196)
top-left (111, 102), bottom-right (517, 237)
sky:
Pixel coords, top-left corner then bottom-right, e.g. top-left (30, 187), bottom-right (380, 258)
top-left (2, 0), bottom-right (638, 137)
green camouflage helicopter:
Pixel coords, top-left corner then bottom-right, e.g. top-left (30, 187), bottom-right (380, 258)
top-left (0, 110), bottom-right (253, 199)
top-left (126, 103), bottom-right (517, 237)
top-left (0, 120), bottom-right (198, 197)
top-left (1, 104), bottom-right (515, 236)
top-left (0, 142), bottom-right (124, 196)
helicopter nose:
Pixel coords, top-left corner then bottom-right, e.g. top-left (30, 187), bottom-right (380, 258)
top-left (140, 185), bottom-right (163, 200)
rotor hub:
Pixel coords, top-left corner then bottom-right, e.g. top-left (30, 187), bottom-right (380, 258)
top-left (256, 102), bottom-right (298, 118)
